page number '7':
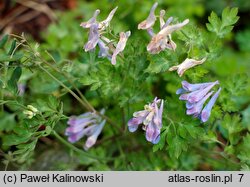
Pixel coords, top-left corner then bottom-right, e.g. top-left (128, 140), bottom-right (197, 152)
top-left (238, 174), bottom-right (244, 182)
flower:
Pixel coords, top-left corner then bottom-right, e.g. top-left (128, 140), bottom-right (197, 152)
top-left (80, 7), bottom-right (130, 65)
top-left (176, 80), bottom-right (221, 122)
top-left (147, 19), bottom-right (189, 54)
top-left (127, 97), bottom-right (164, 144)
top-left (111, 31), bottom-right (131, 65)
top-left (169, 57), bottom-right (206, 77)
top-left (138, 2), bottom-right (158, 30)
top-left (84, 23), bottom-right (100, 52)
top-left (65, 110), bottom-right (106, 150)
top-left (23, 105), bottom-right (39, 119)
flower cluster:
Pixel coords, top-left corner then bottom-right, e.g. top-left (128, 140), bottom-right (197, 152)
top-left (176, 80), bottom-right (221, 122)
top-left (80, 7), bottom-right (131, 65)
top-left (65, 110), bottom-right (106, 150)
top-left (138, 2), bottom-right (189, 54)
top-left (128, 98), bottom-right (164, 144)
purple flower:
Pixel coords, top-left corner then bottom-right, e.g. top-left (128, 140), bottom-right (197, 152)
top-left (128, 97), bottom-right (164, 144)
top-left (65, 110), bottom-right (106, 150)
top-left (176, 80), bottom-right (221, 122)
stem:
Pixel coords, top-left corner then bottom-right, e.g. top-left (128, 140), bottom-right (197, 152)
top-left (38, 64), bottom-right (90, 110)
top-left (44, 51), bottom-right (95, 112)
top-left (53, 130), bottom-right (111, 162)
top-left (39, 64), bottom-right (121, 131)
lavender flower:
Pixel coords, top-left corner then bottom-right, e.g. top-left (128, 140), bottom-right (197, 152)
top-left (169, 57), bottom-right (206, 77)
top-left (65, 111), bottom-right (106, 150)
top-left (176, 80), bottom-right (221, 122)
top-left (84, 23), bottom-right (100, 52)
top-left (128, 97), bottom-right (164, 144)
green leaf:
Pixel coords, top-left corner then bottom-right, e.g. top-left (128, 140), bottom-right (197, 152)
top-left (206, 7), bottom-right (239, 38)
top-left (7, 67), bottom-right (22, 94)
top-left (0, 112), bottom-right (16, 132)
top-left (0, 53), bottom-right (23, 62)
top-left (0, 35), bottom-right (8, 48)
top-left (8, 39), bottom-right (16, 55)
top-left (168, 136), bottom-right (188, 159)
top-left (145, 55), bottom-right (169, 74)
top-left (206, 11), bottom-right (221, 34)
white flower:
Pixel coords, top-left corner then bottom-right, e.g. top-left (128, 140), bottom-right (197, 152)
top-left (169, 57), bottom-right (206, 77)
top-left (111, 31), bottom-right (131, 65)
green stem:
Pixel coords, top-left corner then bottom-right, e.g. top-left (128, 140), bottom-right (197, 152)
top-left (38, 64), bottom-right (90, 110)
top-left (39, 64), bottom-right (121, 132)
top-left (53, 130), bottom-right (111, 162)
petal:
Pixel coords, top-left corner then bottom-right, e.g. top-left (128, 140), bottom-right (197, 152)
top-left (158, 19), bottom-right (189, 36)
top-left (138, 2), bottom-right (158, 30)
top-left (187, 80), bottom-right (219, 103)
top-left (201, 87), bottom-right (221, 122)
top-left (145, 121), bottom-right (160, 144)
top-left (128, 118), bottom-right (142, 132)
top-left (80, 9), bottom-right (100, 28)
top-left (99, 6), bottom-right (118, 30)
top-left (182, 80), bottom-right (213, 92)
top-left (159, 10), bottom-right (166, 29)
top-left (84, 23), bottom-right (99, 52)
top-left (67, 130), bottom-right (85, 143)
top-left (147, 28), bottom-right (155, 37)
top-left (176, 88), bottom-right (187, 95)
top-left (84, 120), bottom-right (106, 150)
top-left (186, 91), bottom-right (214, 115)
top-left (162, 16), bottom-right (173, 29)
top-left (111, 31), bottom-right (131, 65)
top-left (98, 39), bottom-right (111, 59)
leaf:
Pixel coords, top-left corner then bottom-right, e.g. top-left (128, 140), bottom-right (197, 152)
top-left (206, 7), bottom-right (239, 38)
top-left (0, 53), bottom-right (23, 62)
top-left (0, 34), bottom-right (8, 48)
top-left (184, 124), bottom-right (205, 139)
top-left (7, 67), bottom-right (22, 94)
top-left (206, 11), bottom-right (221, 34)
top-left (221, 114), bottom-right (243, 145)
top-left (80, 73), bottom-right (102, 91)
top-left (8, 39), bottom-right (16, 55)
top-left (0, 112), bottom-right (16, 132)
top-left (145, 55), bottom-right (169, 74)
top-left (168, 136), bottom-right (188, 159)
